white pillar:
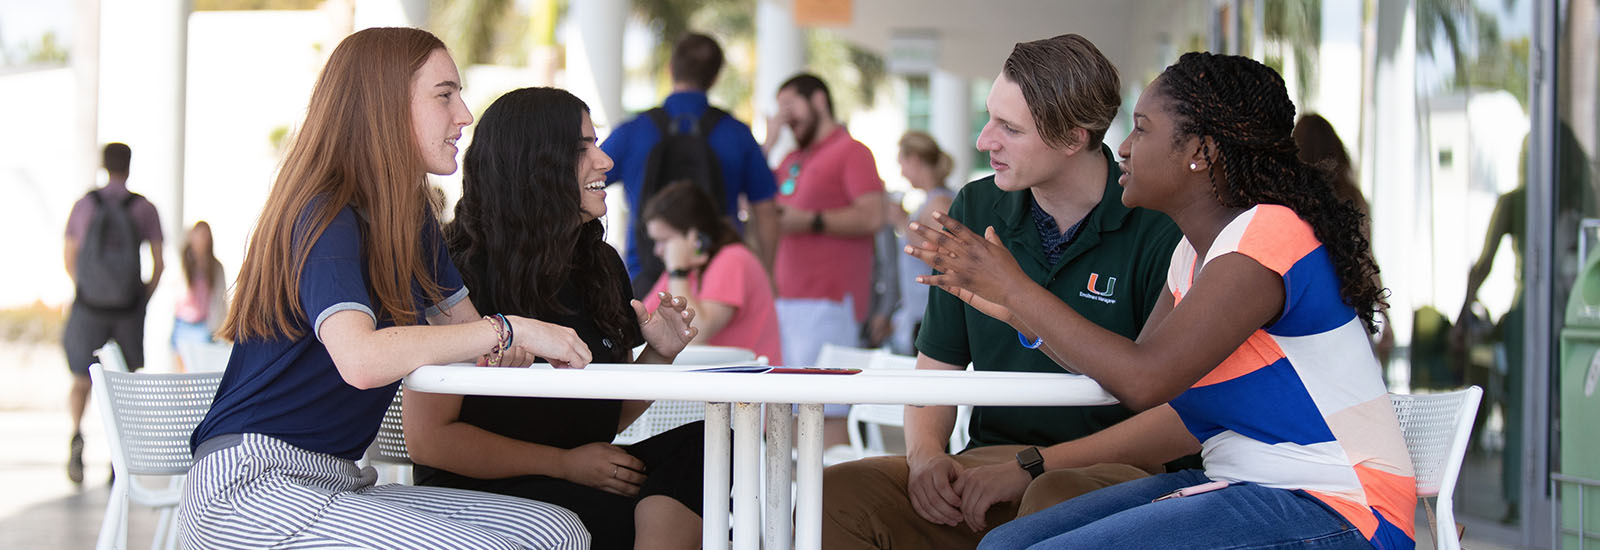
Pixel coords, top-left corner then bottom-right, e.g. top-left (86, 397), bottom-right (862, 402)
top-left (930, 69), bottom-right (971, 186)
top-left (74, 0), bottom-right (101, 191)
top-left (1313, 0), bottom-right (1364, 167)
top-left (1365, 0), bottom-right (1417, 343)
top-left (567, 0), bottom-right (626, 128)
top-left (757, 0), bottom-right (805, 162)
top-left (352, 0), bottom-right (427, 29)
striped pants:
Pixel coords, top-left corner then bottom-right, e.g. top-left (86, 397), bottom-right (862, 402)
top-left (179, 434), bottom-right (589, 549)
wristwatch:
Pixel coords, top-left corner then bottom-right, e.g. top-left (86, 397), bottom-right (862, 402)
top-left (811, 211), bottom-right (825, 234)
top-left (1016, 446), bottom-right (1045, 479)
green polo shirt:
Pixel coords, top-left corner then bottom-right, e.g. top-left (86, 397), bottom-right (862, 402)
top-left (916, 145), bottom-right (1182, 450)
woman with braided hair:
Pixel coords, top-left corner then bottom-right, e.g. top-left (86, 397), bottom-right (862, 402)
top-left (907, 51), bottom-right (1413, 549)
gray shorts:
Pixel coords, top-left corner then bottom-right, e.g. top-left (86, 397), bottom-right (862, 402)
top-left (62, 301), bottom-right (146, 375)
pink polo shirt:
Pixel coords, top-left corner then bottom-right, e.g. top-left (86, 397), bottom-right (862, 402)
top-left (772, 126), bottom-right (882, 321)
top-left (645, 243), bottom-right (783, 364)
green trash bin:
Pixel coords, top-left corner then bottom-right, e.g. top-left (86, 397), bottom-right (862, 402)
top-left (1558, 252), bottom-right (1600, 548)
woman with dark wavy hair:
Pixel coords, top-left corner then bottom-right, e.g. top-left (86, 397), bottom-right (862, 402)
top-left (908, 52), bottom-right (1413, 549)
top-left (404, 87), bottom-right (705, 550)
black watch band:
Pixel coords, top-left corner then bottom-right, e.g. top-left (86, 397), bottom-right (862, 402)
top-left (668, 268), bottom-right (692, 278)
top-left (811, 212), bottom-right (825, 234)
top-left (1016, 446), bottom-right (1045, 479)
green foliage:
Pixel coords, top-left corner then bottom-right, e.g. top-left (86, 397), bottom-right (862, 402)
top-left (431, 0), bottom-right (532, 66)
top-left (1262, 0), bottom-right (1320, 107)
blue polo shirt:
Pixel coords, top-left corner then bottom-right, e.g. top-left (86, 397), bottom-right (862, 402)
top-left (601, 91), bottom-right (778, 279)
top-left (191, 205), bottom-right (467, 460)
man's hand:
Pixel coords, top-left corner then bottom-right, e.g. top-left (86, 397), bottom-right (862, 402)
top-left (951, 461), bottom-right (1031, 531)
top-left (906, 452), bottom-right (965, 527)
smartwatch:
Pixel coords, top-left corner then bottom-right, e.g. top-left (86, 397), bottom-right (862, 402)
top-left (1016, 446), bottom-right (1045, 479)
top-left (811, 212), bottom-right (825, 234)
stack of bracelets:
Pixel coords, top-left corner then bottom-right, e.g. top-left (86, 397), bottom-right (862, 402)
top-left (483, 313), bottom-right (513, 366)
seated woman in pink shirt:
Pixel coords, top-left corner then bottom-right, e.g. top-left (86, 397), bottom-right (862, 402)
top-left (641, 182), bottom-right (783, 365)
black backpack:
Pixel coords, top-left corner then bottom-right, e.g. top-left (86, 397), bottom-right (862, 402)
top-left (75, 190), bottom-right (145, 311)
top-left (631, 107), bottom-right (729, 298)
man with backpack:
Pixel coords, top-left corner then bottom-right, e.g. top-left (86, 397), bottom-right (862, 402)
top-left (601, 33), bottom-right (779, 298)
top-left (61, 142), bottom-right (164, 484)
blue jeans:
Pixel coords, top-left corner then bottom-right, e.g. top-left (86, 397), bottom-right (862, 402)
top-left (979, 469), bottom-right (1377, 550)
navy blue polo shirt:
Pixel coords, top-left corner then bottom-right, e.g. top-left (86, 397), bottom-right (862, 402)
top-left (601, 91), bottom-right (778, 279)
top-left (191, 205), bottom-right (467, 460)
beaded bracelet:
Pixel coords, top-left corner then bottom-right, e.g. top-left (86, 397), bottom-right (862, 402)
top-left (1017, 330), bottom-right (1044, 349)
top-left (483, 315), bottom-right (511, 365)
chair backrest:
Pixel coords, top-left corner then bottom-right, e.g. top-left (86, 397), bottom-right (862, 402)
top-left (90, 365), bottom-right (223, 476)
top-left (176, 340), bottom-right (234, 372)
top-left (673, 345), bottom-right (758, 366)
top-left (368, 389), bottom-right (411, 464)
top-left (1389, 386), bottom-right (1481, 550)
top-left (816, 343), bottom-right (883, 369)
top-left (96, 341), bottom-right (130, 373)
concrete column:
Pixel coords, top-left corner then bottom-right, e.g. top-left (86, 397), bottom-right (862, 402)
top-left (1364, 0), bottom-right (1417, 342)
top-left (1313, 0), bottom-right (1364, 167)
top-left (566, 0), bottom-right (626, 127)
top-left (756, 0), bottom-right (805, 161)
top-left (73, 0), bottom-right (101, 191)
top-left (929, 69), bottom-right (971, 186)
top-left (352, 0), bottom-right (427, 29)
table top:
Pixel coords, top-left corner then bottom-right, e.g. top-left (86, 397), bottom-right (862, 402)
top-left (404, 363), bottom-right (1117, 407)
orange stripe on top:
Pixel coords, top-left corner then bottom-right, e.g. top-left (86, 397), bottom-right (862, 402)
top-left (1193, 331), bottom-right (1285, 387)
top-left (1308, 490), bottom-right (1380, 539)
top-left (1354, 465), bottom-right (1418, 538)
top-left (1233, 205), bottom-right (1320, 276)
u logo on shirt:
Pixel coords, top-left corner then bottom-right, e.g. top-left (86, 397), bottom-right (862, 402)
top-left (1078, 273), bottom-right (1118, 305)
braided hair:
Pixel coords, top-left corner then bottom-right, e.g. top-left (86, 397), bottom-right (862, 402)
top-left (1156, 52), bottom-right (1386, 333)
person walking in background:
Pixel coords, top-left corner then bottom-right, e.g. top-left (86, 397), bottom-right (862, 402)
top-left (405, 86), bottom-right (701, 550)
top-left (640, 181), bottom-right (783, 364)
top-left (890, 130), bottom-right (957, 355)
top-left (61, 141), bottom-right (164, 485)
top-left (181, 28), bottom-right (590, 549)
top-left (172, 220), bottom-right (227, 372)
top-left (602, 33), bottom-right (779, 296)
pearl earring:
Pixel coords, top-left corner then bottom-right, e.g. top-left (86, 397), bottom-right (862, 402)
top-left (1189, 162), bottom-right (1198, 170)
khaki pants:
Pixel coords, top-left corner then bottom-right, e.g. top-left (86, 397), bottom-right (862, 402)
top-left (822, 445), bottom-right (1149, 550)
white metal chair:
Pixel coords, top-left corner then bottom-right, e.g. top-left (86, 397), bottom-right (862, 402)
top-left (845, 353), bottom-right (970, 459)
top-left (175, 340), bottom-right (233, 372)
top-left (365, 389), bottom-right (413, 484)
top-left (89, 364), bottom-right (223, 550)
top-left (1390, 386), bottom-right (1482, 550)
top-left (613, 346), bottom-right (763, 445)
top-left (96, 340), bottom-right (130, 373)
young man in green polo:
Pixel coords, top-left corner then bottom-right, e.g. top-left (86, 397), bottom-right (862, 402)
top-left (821, 34), bottom-right (1185, 549)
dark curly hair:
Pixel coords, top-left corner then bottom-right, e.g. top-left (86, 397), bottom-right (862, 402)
top-left (1155, 52), bottom-right (1386, 333)
top-left (446, 87), bottom-right (633, 343)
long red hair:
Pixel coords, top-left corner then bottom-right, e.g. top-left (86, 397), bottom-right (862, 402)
top-left (223, 28), bottom-right (447, 342)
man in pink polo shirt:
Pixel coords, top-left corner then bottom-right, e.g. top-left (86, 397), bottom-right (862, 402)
top-left (767, 73), bottom-right (887, 444)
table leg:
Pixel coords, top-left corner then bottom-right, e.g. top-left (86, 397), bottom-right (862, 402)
top-left (794, 403), bottom-right (824, 550)
top-left (763, 403), bottom-right (794, 550)
top-left (732, 402), bottom-right (762, 550)
top-left (704, 403), bottom-right (730, 550)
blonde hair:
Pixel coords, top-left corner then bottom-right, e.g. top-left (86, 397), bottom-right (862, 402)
top-left (223, 28), bottom-right (447, 342)
top-left (898, 130), bottom-right (953, 184)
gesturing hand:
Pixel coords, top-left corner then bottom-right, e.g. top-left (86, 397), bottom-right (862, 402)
top-left (633, 291), bottom-right (698, 360)
top-left (561, 442), bottom-right (646, 497)
top-left (904, 212), bottom-right (1029, 324)
top-left (504, 316), bottom-right (591, 369)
